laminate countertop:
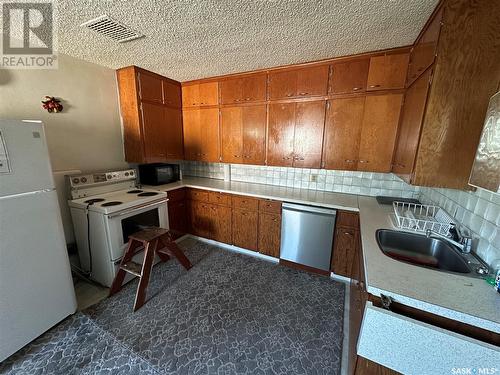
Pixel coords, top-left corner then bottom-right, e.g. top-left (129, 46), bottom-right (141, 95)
top-left (146, 177), bottom-right (500, 334)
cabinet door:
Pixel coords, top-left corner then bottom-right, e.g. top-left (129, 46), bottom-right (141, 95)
top-left (182, 82), bottom-right (219, 107)
top-left (407, 8), bottom-right (443, 86)
top-left (329, 59), bottom-right (370, 94)
top-left (367, 53), bottom-right (409, 91)
top-left (258, 212), bottom-right (281, 258)
top-left (323, 97), bottom-right (365, 170)
top-left (267, 103), bottom-right (295, 166)
top-left (392, 70), bottom-right (432, 180)
top-left (168, 200), bottom-right (187, 239)
top-left (141, 102), bottom-right (166, 161)
top-left (182, 109), bottom-right (202, 160)
top-left (293, 100), bottom-right (326, 168)
top-left (232, 209), bottom-right (258, 251)
top-left (210, 205), bottom-right (232, 243)
top-left (162, 80), bottom-right (182, 107)
top-left (358, 94), bottom-right (403, 172)
top-left (331, 227), bottom-right (358, 277)
top-left (164, 107), bottom-right (184, 159)
top-left (138, 72), bottom-right (163, 103)
top-left (269, 66), bottom-right (328, 99)
top-left (188, 201), bottom-right (210, 238)
top-left (242, 104), bottom-right (267, 165)
top-left (220, 78), bottom-right (242, 104)
top-left (241, 73), bottom-right (267, 102)
top-left (199, 108), bottom-right (220, 162)
top-left (220, 106), bottom-right (243, 163)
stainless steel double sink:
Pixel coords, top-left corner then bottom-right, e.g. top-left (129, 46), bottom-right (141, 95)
top-left (376, 229), bottom-right (489, 278)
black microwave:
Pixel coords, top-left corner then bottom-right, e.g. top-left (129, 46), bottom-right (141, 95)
top-left (138, 163), bottom-right (180, 185)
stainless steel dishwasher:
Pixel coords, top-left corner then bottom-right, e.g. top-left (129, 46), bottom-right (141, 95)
top-left (280, 203), bottom-right (337, 271)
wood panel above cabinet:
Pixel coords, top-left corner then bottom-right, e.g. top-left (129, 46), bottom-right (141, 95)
top-left (268, 65), bottom-right (329, 100)
top-left (117, 66), bottom-right (183, 163)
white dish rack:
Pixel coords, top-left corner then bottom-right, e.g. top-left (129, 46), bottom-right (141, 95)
top-left (392, 201), bottom-right (455, 235)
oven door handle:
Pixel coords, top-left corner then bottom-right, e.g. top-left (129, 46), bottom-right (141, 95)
top-left (107, 198), bottom-right (169, 219)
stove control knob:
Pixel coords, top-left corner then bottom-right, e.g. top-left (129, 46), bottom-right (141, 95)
top-left (72, 178), bottom-right (79, 184)
top-left (81, 177), bottom-right (87, 183)
top-left (130, 171), bottom-right (134, 176)
top-left (107, 174), bottom-right (112, 179)
top-left (124, 172), bottom-right (129, 176)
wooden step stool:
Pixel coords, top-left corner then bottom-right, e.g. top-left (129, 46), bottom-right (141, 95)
top-left (109, 227), bottom-right (192, 311)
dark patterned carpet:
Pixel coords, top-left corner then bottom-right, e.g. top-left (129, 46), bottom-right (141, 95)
top-left (1, 240), bottom-right (345, 375)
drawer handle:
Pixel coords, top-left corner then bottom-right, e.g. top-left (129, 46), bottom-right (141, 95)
top-left (282, 157), bottom-right (291, 160)
top-left (345, 159), bottom-right (356, 163)
top-left (369, 84), bottom-right (381, 88)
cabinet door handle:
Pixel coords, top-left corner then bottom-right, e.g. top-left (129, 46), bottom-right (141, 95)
top-left (282, 157), bottom-right (291, 160)
top-left (344, 231), bottom-right (354, 236)
top-left (369, 84), bottom-right (381, 88)
top-left (358, 160), bottom-right (369, 163)
top-left (352, 87), bottom-right (362, 91)
top-left (286, 93), bottom-right (293, 97)
top-left (299, 92), bottom-right (308, 96)
top-left (233, 155), bottom-right (240, 158)
top-left (345, 159), bottom-right (356, 163)
top-left (245, 97), bottom-right (251, 101)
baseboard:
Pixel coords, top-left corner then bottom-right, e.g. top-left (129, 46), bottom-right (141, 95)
top-left (331, 272), bottom-right (351, 283)
top-left (183, 235), bottom-right (279, 264)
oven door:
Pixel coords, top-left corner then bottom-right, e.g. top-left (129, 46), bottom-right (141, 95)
top-left (104, 199), bottom-right (168, 261)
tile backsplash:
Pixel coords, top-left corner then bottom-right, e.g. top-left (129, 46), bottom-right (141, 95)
top-left (181, 161), bottom-right (500, 268)
top-left (420, 187), bottom-right (500, 266)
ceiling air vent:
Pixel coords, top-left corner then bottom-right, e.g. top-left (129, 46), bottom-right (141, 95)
top-left (80, 15), bottom-right (144, 43)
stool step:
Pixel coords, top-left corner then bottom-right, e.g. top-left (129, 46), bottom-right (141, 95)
top-left (120, 261), bottom-right (142, 277)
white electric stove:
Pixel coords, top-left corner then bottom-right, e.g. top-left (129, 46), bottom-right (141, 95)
top-left (68, 169), bottom-right (169, 287)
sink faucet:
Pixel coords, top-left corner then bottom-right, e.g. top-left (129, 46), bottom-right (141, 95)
top-left (425, 226), bottom-right (473, 253)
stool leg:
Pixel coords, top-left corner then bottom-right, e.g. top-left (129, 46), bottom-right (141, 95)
top-left (160, 236), bottom-right (192, 270)
top-left (133, 239), bottom-right (157, 311)
top-left (109, 239), bottom-right (139, 297)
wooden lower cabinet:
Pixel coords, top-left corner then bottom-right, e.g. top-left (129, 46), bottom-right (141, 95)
top-left (168, 200), bottom-right (188, 239)
top-left (188, 200), bottom-right (211, 238)
top-left (332, 226), bottom-right (358, 277)
top-left (210, 205), bottom-right (232, 244)
top-left (258, 212), bottom-right (281, 257)
top-left (232, 209), bottom-right (259, 251)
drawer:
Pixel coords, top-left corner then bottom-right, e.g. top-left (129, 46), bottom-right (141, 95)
top-left (167, 188), bottom-right (185, 202)
top-left (336, 210), bottom-right (359, 228)
top-left (208, 191), bottom-right (231, 206)
top-left (186, 188), bottom-right (209, 202)
top-left (232, 195), bottom-right (259, 211)
top-left (259, 199), bottom-right (282, 214)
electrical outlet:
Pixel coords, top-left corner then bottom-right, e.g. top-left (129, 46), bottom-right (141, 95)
top-left (310, 174), bottom-right (318, 183)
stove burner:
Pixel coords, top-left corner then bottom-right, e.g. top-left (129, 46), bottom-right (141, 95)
top-left (101, 201), bottom-right (123, 207)
top-left (137, 192), bottom-right (159, 197)
top-left (127, 190), bottom-right (143, 194)
top-left (84, 198), bottom-right (105, 204)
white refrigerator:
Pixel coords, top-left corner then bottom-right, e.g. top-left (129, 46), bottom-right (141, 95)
top-left (0, 119), bottom-right (77, 361)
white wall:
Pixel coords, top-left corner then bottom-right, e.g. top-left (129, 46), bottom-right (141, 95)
top-left (0, 53), bottom-right (127, 244)
top-left (0, 53), bottom-right (127, 173)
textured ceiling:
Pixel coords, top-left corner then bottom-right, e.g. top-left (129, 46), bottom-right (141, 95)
top-left (56, 0), bottom-right (439, 82)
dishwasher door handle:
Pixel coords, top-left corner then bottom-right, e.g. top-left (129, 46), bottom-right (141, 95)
top-left (282, 202), bottom-right (337, 216)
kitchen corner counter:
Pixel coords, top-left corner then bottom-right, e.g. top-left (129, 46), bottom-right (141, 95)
top-left (358, 196), bottom-right (500, 334)
top-left (146, 177), bottom-right (360, 212)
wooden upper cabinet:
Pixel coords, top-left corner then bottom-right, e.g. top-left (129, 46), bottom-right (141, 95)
top-left (182, 108), bottom-right (219, 162)
top-left (268, 65), bottom-right (329, 100)
top-left (358, 93), bottom-right (403, 172)
top-left (162, 80), bottom-right (182, 108)
top-left (292, 101), bottom-right (326, 168)
top-left (392, 69), bottom-right (432, 181)
top-left (407, 8), bottom-right (443, 86)
top-left (141, 102), bottom-right (166, 160)
top-left (138, 71), bottom-right (163, 103)
top-left (267, 101), bottom-right (325, 168)
top-left (267, 103), bottom-right (296, 167)
top-left (182, 109), bottom-right (202, 160)
top-left (117, 66), bottom-right (183, 163)
top-left (220, 73), bottom-right (267, 104)
top-left (329, 59), bottom-right (370, 94)
top-left (221, 105), bottom-right (266, 165)
top-left (366, 53), bottom-right (409, 91)
top-left (164, 106), bottom-right (184, 159)
top-left (323, 97), bottom-right (365, 170)
top-left (182, 82), bottom-right (219, 107)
